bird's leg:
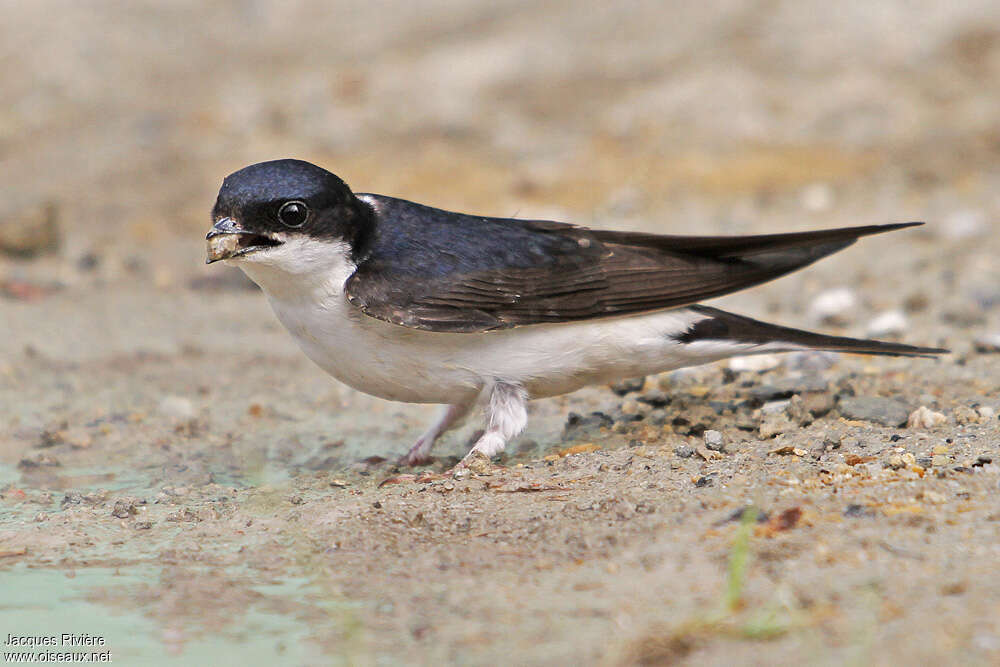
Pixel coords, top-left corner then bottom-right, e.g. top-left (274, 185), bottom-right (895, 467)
top-left (398, 401), bottom-right (474, 466)
top-left (381, 384), bottom-right (527, 486)
top-left (458, 381), bottom-right (528, 466)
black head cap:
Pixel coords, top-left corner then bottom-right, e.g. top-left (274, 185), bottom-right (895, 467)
top-left (211, 159), bottom-right (373, 252)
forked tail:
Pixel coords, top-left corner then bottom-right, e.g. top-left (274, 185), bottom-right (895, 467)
top-left (675, 305), bottom-right (947, 357)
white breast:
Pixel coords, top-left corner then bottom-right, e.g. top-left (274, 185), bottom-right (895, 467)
top-left (234, 235), bottom-right (757, 405)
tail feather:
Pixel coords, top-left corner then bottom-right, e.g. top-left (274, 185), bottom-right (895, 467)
top-left (676, 305), bottom-right (947, 358)
top-left (593, 222), bottom-right (924, 260)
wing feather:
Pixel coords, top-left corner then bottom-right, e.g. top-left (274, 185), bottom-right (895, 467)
top-left (345, 195), bottom-right (920, 333)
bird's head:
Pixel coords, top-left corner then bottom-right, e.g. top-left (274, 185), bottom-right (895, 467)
top-left (206, 159), bottom-right (372, 272)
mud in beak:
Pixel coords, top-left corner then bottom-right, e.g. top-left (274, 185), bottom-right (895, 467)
top-left (205, 218), bottom-right (282, 264)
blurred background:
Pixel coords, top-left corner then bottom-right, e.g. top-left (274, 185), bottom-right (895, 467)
top-left (2, 1), bottom-right (1000, 663)
top-left (4, 0), bottom-right (998, 297)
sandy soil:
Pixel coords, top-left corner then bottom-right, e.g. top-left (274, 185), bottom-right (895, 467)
top-left (2, 1), bottom-right (1000, 664)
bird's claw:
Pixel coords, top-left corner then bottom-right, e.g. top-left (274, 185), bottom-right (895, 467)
top-left (454, 450), bottom-right (494, 475)
top-left (397, 451), bottom-right (433, 467)
top-left (378, 451), bottom-right (497, 487)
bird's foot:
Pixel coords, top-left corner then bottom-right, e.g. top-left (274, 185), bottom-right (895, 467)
top-left (397, 438), bottom-right (434, 467)
top-left (396, 403), bottom-right (475, 467)
top-left (450, 450), bottom-right (496, 476)
top-left (379, 452), bottom-right (497, 487)
top-left (397, 453), bottom-right (432, 466)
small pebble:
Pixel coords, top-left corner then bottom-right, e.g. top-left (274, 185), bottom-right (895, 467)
top-left (729, 354), bottom-right (781, 373)
top-left (761, 399), bottom-right (791, 414)
top-left (613, 410), bottom-right (645, 425)
top-left (977, 406), bottom-right (995, 421)
top-left (822, 434), bottom-right (842, 450)
top-left (685, 385), bottom-right (711, 398)
top-left (839, 397), bottom-right (910, 427)
top-left (620, 400), bottom-right (642, 416)
top-left (973, 334), bottom-right (1000, 353)
top-left (158, 395), bottom-right (195, 420)
top-left (952, 406), bottom-right (980, 425)
top-left (840, 435), bottom-right (861, 449)
top-left (703, 430), bottom-right (725, 452)
top-left (908, 406), bottom-right (947, 429)
top-left (673, 444), bottom-right (695, 458)
top-left (783, 350), bottom-right (839, 371)
top-left (637, 390), bottom-right (670, 407)
top-left (866, 310), bottom-right (907, 337)
top-left (801, 392), bottom-right (835, 417)
top-left (758, 411), bottom-right (796, 439)
top-left (748, 385), bottom-right (788, 402)
top-left (196, 507), bottom-right (220, 521)
top-left (609, 377), bottom-right (645, 396)
top-left (942, 209), bottom-right (986, 239)
top-left (786, 395), bottom-right (810, 425)
top-left (749, 376), bottom-right (828, 403)
top-left (0, 200), bottom-right (60, 257)
top-left (919, 490), bottom-right (947, 504)
top-left (769, 445), bottom-right (807, 456)
top-left (885, 454), bottom-right (905, 469)
top-left (563, 412), bottom-right (614, 439)
top-left (808, 287), bottom-right (857, 324)
top-left (111, 498), bottom-right (140, 519)
top-left (844, 503), bottom-right (875, 518)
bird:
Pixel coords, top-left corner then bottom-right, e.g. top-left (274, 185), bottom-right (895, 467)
top-left (206, 159), bottom-right (946, 468)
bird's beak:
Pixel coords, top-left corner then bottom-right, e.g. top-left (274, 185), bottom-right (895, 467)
top-left (205, 217), bottom-right (281, 264)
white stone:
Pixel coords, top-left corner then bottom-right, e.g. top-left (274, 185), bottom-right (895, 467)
top-left (158, 395), bottom-right (195, 420)
top-left (808, 287), bottom-right (857, 324)
top-left (762, 400), bottom-right (791, 415)
top-left (866, 310), bottom-right (908, 337)
top-left (942, 210), bottom-right (986, 240)
top-left (728, 354), bottom-right (781, 373)
top-left (783, 350), bottom-right (840, 371)
top-left (974, 333), bottom-right (1000, 353)
top-left (703, 430), bottom-right (724, 451)
top-left (907, 405), bottom-right (946, 429)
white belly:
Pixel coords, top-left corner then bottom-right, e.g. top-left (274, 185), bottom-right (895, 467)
top-left (234, 237), bottom-right (750, 405)
top-left (267, 290), bottom-right (739, 403)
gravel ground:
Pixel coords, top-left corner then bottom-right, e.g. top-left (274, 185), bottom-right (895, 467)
top-left (2, 1), bottom-right (999, 664)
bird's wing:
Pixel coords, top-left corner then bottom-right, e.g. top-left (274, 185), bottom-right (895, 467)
top-left (345, 195), bottom-right (920, 333)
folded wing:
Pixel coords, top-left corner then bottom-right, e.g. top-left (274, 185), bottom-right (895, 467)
top-left (345, 195), bottom-right (922, 333)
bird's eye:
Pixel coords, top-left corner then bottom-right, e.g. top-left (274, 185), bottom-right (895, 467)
top-left (277, 200), bottom-right (309, 227)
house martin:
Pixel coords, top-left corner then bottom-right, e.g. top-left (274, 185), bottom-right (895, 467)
top-left (206, 159), bottom-right (945, 467)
